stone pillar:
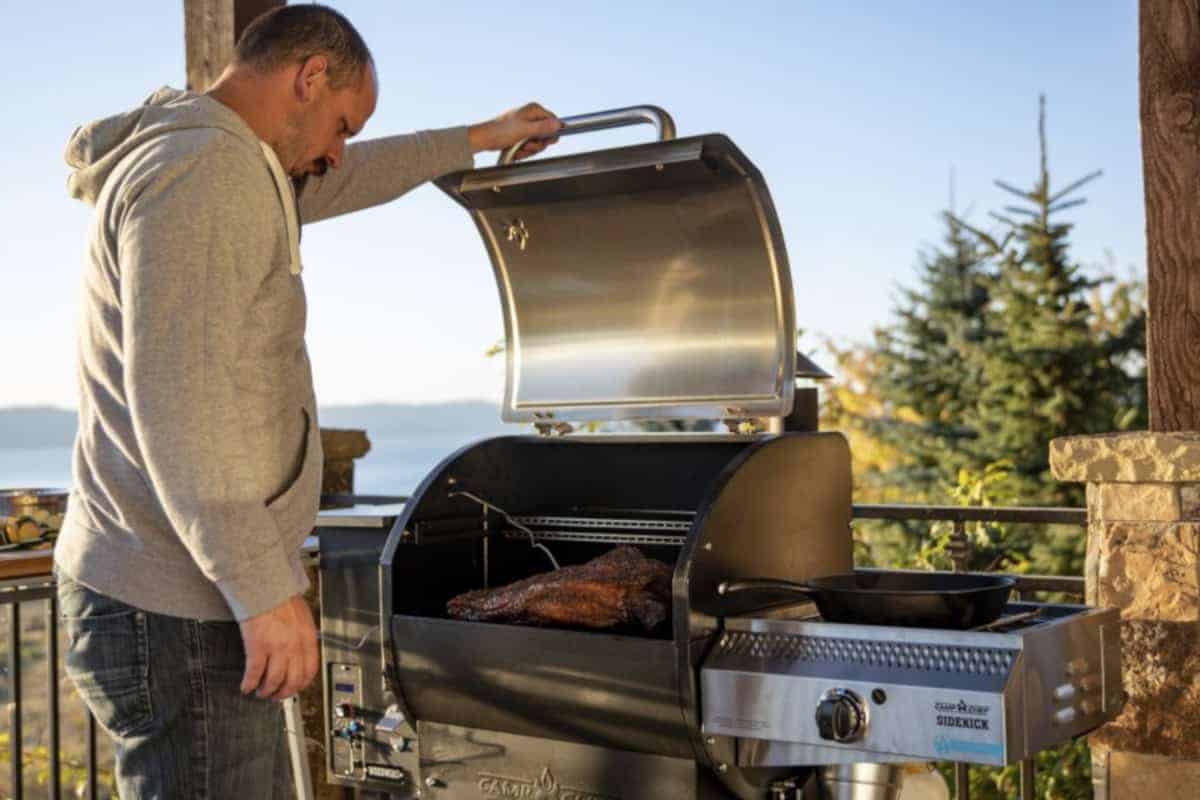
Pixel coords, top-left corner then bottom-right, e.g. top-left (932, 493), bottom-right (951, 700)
top-left (319, 428), bottom-right (371, 502)
top-left (1050, 432), bottom-right (1200, 798)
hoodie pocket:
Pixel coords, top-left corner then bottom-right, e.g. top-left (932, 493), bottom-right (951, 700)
top-left (265, 407), bottom-right (322, 543)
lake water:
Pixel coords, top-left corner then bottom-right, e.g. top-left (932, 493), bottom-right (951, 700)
top-left (0, 432), bottom-right (501, 496)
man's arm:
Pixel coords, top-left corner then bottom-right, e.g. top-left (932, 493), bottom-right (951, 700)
top-left (119, 135), bottom-right (316, 698)
top-left (296, 103), bottom-right (562, 224)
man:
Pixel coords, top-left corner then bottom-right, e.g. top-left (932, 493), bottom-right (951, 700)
top-left (55, 5), bottom-right (561, 798)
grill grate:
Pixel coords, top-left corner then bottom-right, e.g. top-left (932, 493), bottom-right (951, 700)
top-left (503, 514), bottom-right (691, 547)
top-left (502, 529), bottom-right (686, 546)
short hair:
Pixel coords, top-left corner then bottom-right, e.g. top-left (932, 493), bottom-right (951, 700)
top-left (235, 5), bottom-right (372, 89)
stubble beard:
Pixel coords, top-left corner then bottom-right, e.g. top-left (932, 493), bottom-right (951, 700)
top-left (277, 106), bottom-right (315, 178)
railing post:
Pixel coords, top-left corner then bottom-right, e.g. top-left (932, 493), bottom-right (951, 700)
top-left (955, 762), bottom-right (970, 799)
top-left (9, 602), bottom-right (21, 800)
top-left (1019, 758), bottom-right (1035, 799)
top-left (948, 519), bottom-right (972, 573)
top-left (47, 596), bottom-right (60, 799)
top-left (87, 712), bottom-right (97, 800)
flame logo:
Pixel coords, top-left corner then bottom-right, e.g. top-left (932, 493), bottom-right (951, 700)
top-left (533, 767), bottom-right (559, 799)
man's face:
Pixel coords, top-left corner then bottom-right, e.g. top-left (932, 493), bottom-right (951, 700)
top-left (280, 60), bottom-right (378, 178)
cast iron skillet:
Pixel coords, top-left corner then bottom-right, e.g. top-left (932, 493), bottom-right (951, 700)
top-left (717, 571), bottom-right (1016, 630)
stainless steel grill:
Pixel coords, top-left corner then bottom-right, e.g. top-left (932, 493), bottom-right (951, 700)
top-left (314, 105), bottom-right (1122, 800)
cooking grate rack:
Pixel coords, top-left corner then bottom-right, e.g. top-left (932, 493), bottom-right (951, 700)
top-left (501, 512), bottom-right (694, 547)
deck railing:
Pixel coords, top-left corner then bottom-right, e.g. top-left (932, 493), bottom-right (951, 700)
top-left (0, 573), bottom-right (105, 800)
top-left (852, 503), bottom-right (1088, 800)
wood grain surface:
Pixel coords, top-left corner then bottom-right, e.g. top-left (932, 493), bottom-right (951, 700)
top-left (184, 0), bottom-right (285, 92)
top-left (1141, 0), bottom-right (1200, 431)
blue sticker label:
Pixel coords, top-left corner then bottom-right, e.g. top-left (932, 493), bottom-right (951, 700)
top-left (934, 736), bottom-right (1004, 759)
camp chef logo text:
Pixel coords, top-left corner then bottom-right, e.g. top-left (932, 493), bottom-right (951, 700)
top-left (934, 699), bottom-right (992, 731)
top-left (478, 766), bottom-right (618, 800)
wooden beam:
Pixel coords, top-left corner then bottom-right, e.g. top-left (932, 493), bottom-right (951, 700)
top-left (184, 0), bottom-right (284, 92)
top-left (1141, 0), bottom-right (1200, 430)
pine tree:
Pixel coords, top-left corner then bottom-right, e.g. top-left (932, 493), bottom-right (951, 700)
top-left (957, 96), bottom-right (1146, 509)
top-left (866, 203), bottom-right (994, 499)
top-left (829, 96), bottom-right (1146, 577)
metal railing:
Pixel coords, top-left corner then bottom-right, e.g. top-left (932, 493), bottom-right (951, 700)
top-left (0, 573), bottom-right (104, 800)
top-left (852, 503), bottom-right (1087, 800)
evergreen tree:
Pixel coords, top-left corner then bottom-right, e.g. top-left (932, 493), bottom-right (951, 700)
top-left (958, 97), bottom-right (1146, 513)
top-left (829, 96), bottom-right (1146, 575)
top-left (865, 204), bottom-right (993, 499)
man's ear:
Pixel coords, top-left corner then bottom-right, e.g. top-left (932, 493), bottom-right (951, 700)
top-left (294, 54), bottom-right (329, 102)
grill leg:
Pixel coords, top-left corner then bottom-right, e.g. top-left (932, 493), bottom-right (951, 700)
top-left (954, 763), bottom-right (969, 800)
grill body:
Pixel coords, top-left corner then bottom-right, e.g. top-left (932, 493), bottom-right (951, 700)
top-left (363, 432), bottom-right (852, 798)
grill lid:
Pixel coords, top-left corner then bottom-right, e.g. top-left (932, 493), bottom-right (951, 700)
top-left (438, 106), bottom-right (795, 423)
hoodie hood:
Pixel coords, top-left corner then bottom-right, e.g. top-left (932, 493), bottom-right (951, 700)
top-left (65, 86), bottom-right (303, 274)
top-left (66, 86), bottom-right (260, 207)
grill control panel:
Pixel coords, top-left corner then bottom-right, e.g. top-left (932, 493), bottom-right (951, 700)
top-left (319, 525), bottom-right (420, 796)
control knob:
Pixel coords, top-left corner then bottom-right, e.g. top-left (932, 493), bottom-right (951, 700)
top-left (815, 689), bottom-right (866, 743)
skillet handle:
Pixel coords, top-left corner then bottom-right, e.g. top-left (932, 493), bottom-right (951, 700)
top-left (717, 578), bottom-right (816, 597)
top-left (497, 105), bottom-right (677, 166)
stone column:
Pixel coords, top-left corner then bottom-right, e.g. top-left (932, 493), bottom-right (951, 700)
top-left (1050, 432), bottom-right (1200, 798)
top-left (319, 428), bottom-right (371, 501)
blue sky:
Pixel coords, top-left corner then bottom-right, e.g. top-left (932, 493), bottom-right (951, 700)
top-left (0, 1), bottom-right (1142, 409)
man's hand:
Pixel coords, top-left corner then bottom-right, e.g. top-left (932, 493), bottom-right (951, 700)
top-left (468, 102), bottom-right (563, 161)
top-left (239, 594), bottom-right (319, 701)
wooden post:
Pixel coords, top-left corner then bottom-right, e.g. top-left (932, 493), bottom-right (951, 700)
top-left (184, 0), bottom-right (284, 92)
top-left (1141, 0), bottom-right (1200, 431)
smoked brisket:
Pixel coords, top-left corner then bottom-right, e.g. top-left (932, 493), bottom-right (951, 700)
top-left (446, 546), bottom-right (673, 630)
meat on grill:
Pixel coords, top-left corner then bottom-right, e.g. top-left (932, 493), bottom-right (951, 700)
top-left (446, 546), bottom-right (673, 630)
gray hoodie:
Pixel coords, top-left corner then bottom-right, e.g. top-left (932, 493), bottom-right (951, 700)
top-left (56, 87), bottom-right (472, 621)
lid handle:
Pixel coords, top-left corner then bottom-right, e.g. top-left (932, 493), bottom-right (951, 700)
top-left (497, 105), bottom-right (677, 166)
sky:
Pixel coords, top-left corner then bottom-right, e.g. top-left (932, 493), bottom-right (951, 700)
top-left (0, 1), bottom-right (1144, 410)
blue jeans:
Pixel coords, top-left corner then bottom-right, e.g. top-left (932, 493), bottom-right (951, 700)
top-left (58, 574), bottom-right (291, 799)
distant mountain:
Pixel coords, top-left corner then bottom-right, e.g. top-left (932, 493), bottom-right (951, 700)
top-left (0, 401), bottom-right (515, 450)
top-left (0, 406), bottom-right (78, 448)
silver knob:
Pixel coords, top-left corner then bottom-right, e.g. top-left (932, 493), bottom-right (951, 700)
top-left (815, 689), bottom-right (867, 743)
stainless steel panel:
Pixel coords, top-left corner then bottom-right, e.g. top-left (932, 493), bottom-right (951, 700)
top-left (1017, 606), bottom-right (1122, 755)
top-left (415, 722), bottom-right (724, 800)
top-left (391, 615), bottom-right (694, 758)
top-left (440, 133), bottom-right (795, 423)
top-left (701, 670), bottom-right (1010, 767)
top-left (700, 605), bottom-right (1123, 768)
